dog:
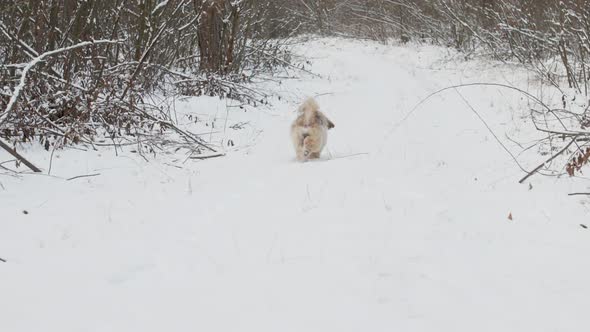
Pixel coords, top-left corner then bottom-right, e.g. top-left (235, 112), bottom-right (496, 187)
top-left (290, 97), bottom-right (335, 161)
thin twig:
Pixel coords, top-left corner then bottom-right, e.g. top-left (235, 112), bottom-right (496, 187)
top-left (388, 82), bottom-right (551, 136)
top-left (314, 92), bottom-right (335, 98)
top-left (47, 138), bottom-right (62, 176)
top-left (519, 136), bottom-right (578, 184)
top-left (189, 153), bottom-right (226, 160)
top-left (453, 88), bottom-right (529, 175)
top-left (0, 159), bottom-right (18, 173)
top-left (0, 138), bottom-right (41, 173)
top-left (67, 173), bottom-right (101, 181)
top-left (122, 101), bottom-right (217, 153)
top-left (0, 39), bottom-right (124, 126)
top-left (330, 152), bottom-right (369, 160)
top-left (164, 163), bottom-right (183, 169)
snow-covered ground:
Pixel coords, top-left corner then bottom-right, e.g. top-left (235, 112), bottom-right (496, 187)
top-left (2, 38), bottom-right (590, 332)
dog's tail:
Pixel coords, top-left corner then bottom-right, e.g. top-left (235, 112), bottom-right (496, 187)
top-left (298, 97), bottom-right (319, 117)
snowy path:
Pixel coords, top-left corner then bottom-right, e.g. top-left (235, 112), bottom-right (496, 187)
top-left (2, 38), bottom-right (590, 332)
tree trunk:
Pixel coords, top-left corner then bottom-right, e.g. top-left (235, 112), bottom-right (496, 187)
top-left (197, 0), bottom-right (225, 72)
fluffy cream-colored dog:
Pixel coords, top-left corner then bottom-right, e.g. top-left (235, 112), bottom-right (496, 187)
top-left (290, 97), bottom-right (335, 161)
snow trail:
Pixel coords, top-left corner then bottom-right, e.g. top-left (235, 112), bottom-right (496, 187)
top-left (2, 38), bottom-right (590, 332)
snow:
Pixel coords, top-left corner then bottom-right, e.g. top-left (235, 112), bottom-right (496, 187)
top-left (2, 37), bottom-right (590, 331)
top-left (151, 0), bottom-right (169, 16)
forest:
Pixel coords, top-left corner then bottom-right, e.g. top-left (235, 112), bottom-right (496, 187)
top-left (2, 1), bottom-right (590, 174)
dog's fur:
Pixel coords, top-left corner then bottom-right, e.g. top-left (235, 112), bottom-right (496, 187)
top-left (290, 97), bottom-right (335, 161)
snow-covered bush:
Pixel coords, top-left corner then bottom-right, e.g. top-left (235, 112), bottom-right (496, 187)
top-left (0, 0), bottom-right (294, 152)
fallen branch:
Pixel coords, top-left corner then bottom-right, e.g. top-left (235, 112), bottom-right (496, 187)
top-left (0, 138), bottom-right (41, 173)
top-left (568, 193), bottom-right (590, 196)
top-left (0, 257), bottom-right (5, 263)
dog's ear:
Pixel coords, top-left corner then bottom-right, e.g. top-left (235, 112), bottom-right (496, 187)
top-left (327, 119), bottom-right (335, 129)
